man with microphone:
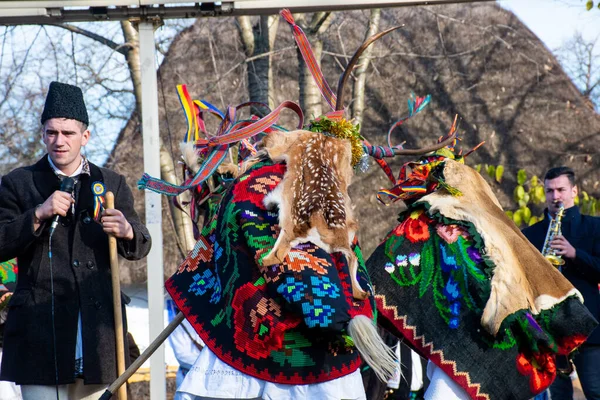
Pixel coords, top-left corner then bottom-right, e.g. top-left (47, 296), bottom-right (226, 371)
top-left (0, 81), bottom-right (152, 399)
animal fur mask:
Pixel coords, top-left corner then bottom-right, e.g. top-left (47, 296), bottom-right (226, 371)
top-left (417, 159), bottom-right (581, 335)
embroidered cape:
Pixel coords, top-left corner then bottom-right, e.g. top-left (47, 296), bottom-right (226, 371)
top-left (166, 160), bottom-right (375, 384)
top-left (369, 157), bottom-right (598, 400)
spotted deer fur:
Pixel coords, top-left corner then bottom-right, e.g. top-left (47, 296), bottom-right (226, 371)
top-left (261, 130), bottom-right (368, 300)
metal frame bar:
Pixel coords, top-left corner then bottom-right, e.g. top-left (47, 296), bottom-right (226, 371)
top-left (139, 20), bottom-right (166, 400)
top-left (0, 0), bottom-right (493, 24)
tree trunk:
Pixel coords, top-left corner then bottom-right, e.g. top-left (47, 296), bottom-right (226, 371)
top-left (237, 16), bottom-right (279, 114)
top-left (121, 21), bottom-right (195, 256)
top-left (121, 21), bottom-right (143, 118)
top-left (296, 12), bottom-right (333, 119)
top-left (351, 9), bottom-right (381, 128)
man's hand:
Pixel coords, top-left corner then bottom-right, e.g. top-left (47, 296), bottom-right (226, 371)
top-left (551, 235), bottom-right (576, 259)
top-left (101, 209), bottom-right (134, 240)
top-left (36, 191), bottom-right (74, 221)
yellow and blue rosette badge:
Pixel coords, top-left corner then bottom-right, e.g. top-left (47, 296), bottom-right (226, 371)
top-left (92, 181), bottom-right (106, 221)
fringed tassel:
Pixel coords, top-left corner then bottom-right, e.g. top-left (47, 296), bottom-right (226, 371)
top-left (348, 315), bottom-right (398, 382)
top-left (137, 173), bottom-right (150, 190)
top-left (435, 177), bottom-right (463, 197)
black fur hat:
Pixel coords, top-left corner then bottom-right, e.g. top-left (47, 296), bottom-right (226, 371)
top-left (41, 81), bottom-right (89, 126)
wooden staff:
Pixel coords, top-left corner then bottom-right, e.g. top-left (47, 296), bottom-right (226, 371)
top-left (99, 312), bottom-right (185, 400)
top-left (106, 192), bottom-right (127, 400)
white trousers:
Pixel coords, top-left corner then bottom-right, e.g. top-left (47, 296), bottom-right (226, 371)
top-left (20, 379), bottom-right (106, 400)
top-left (424, 361), bottom-right (471, 400)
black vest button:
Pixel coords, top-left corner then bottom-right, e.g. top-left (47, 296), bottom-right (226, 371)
top-left (73, 260), bottom-right (80, 267)
top-left (87, 261), bottom-right (95, 270)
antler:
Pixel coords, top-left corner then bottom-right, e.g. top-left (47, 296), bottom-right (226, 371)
top-left (388, 134), bottom-right (457, 156)
top-left (389, 115), bottom-right (459, 156)
top-left (335, 26), bottom-right (403, 111)
top-left (364, 115), bottom-right (460, 158)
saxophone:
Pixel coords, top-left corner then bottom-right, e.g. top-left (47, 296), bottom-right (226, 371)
top-left (541, 202), bottom-right (565, 266)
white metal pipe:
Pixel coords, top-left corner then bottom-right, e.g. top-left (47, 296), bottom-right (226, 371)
top-left (233, 0), bottom-right (478, 8)
top-left (139, 20), bottom-right (167, 400)
top-left (0, 1), bottom-right (138, 8)
top-left (0, 8), bottom-right (49, 17)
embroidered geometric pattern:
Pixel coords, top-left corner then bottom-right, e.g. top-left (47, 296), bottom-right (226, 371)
top-left (310, 276), bottom-right (340, 298)
top-left (165, 160), bottom-right (374, 384)
top-left (302, 299), bottom-right (335, 328)
top-left (189, 268), bottom-right (221, 304)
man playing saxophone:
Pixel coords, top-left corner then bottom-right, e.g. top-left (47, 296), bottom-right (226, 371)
top-left (523, 166), bottom-right (600, 400)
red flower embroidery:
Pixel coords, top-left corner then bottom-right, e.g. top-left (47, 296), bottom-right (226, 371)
top-left (232, 164), bottom-right (285, 209)
top-left (393, 209), bottom-right (433, 243)
top-left (557, 334), bottom-right (587, 355)
top-left (232, 282), bottom-right (300, 359)
top-left (435, 224), bottom-right (467, 244)
top-left (516, 351), bottom-right (556, 394)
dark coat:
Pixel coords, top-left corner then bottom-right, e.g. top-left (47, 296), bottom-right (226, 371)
top-left (0, 156), bottom-right (151, 385)
top-left (523, 206), bottom-right (600, 344)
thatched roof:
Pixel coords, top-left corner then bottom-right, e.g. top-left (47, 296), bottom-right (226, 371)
top-left (108, 3), bottom-right (600, 284)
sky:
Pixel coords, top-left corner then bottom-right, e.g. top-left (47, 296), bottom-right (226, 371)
top-left (499, 0), bottom-right (599, 51)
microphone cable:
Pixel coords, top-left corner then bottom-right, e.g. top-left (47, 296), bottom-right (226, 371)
top-left (47, 176), bottom-right (75, 400)
top-left (48, 233), bottom-right (60, 400)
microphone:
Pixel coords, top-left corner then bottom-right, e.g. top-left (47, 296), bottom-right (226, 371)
top-left (49, 177), bottom-right (76, 236)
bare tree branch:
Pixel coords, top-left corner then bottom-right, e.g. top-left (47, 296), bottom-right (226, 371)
top-left (47, 23), bottom-right (130, 56)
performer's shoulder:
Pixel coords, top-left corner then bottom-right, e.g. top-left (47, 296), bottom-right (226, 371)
top-left (522, 220), bottom-right (542, 233)
top-left (94, 163), bottom-right (126, 182)
top-left (2, 163), bottom-right (36, 182)
top-left (581, 213), bottom-right (600, 229)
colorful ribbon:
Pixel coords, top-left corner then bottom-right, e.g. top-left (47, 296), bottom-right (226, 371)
top-left (92, 181), bottom-right (106, 221)
top-left (281, 9), bottom-right (338, 110)
top-left (139, 87), bottom-right (304, 197)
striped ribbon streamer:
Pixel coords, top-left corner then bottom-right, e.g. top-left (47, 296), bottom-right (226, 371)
top-left (177, 85), bottom-right (199, 143)
top-left (194, 100), bottom-right (303, 147)
top-left (377, 186), bottom-right (427, 204)
top-left (280, 9), bottom-right (407, 183)
top-left (195, 99), bottom-right (225, 119)
top-left (375, 161), bottom-right (439, 204)
top-left (361, 140), bottom-right (396, 185)
top-left (139, 98), bottom-right (303, 197)
top-left (281, 9), bottom-right (338, 110)
top-left (387, 94), bottom-right (431, 147)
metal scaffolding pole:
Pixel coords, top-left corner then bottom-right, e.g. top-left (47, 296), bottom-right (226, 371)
top-left (139, 20), bottom-right (166, 400)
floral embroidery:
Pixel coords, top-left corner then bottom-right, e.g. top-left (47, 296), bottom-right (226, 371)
top-left (311, 276), bottom-right (340, 298)
top-left (232, 164), bottom-right (286, 209)
top-left (277, 277), bottom-right (307, 303)
top-left (302, 299), bottom-right (335, 328)
top-left (281, 245), bottom-right (329, 275)
top-left (557, 334), bottom-right (587, 355)
top-left (393, 209), bottom-right (433, 243)
top-left (440, 244), bottom-right (458, 272)
top-left (408, 253), bottom-right (420, 266)
top-left (385, 262), bottom-right (395, 274)
top-left (436, 224), bottom-right (462, 243)
top-left (188, 268), bottom-right (221, 304)
top-left (232, 282), bottom-right (301, 360)
top-left (396, 254), bottom-right (407, 267)
top-left (516, 351), bottom-right (556, 394)
top-left (385, 208), bottom-right (487, 329)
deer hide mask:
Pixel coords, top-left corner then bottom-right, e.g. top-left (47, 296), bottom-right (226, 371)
top-left (260, 130), bottom-right (368, 300)
top-left (419, 159), bottom-right (581, 335)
